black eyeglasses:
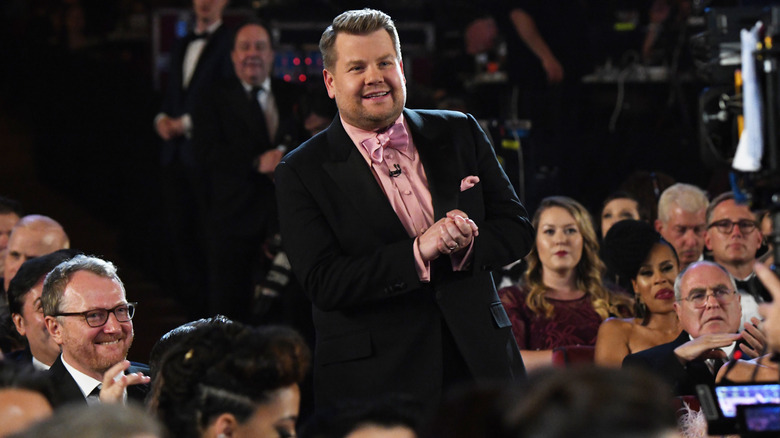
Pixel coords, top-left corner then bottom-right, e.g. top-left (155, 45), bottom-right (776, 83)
top-left (53, 303), bottom-right (137, 328)
top-left (707, 219), bottom-right (757, 235)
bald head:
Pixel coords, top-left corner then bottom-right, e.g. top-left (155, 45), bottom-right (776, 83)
top-left (0, 388), bottom-right (52, 436)
top-left (4, 215), bottom-right (69, 290)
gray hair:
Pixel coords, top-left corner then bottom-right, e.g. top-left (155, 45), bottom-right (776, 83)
top-left (320, 8), bottom-right (402, 70)
top-left (657, 183), bottom-right (708, 224)
top-left (41, 254), bottom-right (124, 316)
top-left (673, 260), bottom-right (738, 300)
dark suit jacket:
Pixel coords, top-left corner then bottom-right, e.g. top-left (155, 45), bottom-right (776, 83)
top-left (4, 347), bottom-right (34, 367)
top-left (159, 24), bottom-right (234, 167)
top-left (193, 76), bottom-right (305, 236)
top-left (623, 331), bottom-right (716, 396)
top-left (275, 109), bottom-right (534, 409)
top-left (47, 355), bottom-right (150, 408)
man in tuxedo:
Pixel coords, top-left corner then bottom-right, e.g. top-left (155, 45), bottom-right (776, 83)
top-left (623, 261), bottom-right (764, 395)
top-left (41, 255), bottom-right (149, 407)
top-left (706, 192), bottom-right (769, 325)
top-left (7, 249), bottom-right (80, 370)
top-left (154, 0), bottom-right (233, 318)
top-left (192, 21), bottom-right (305, 321)
top-left (275, 9), bottom-right (533, 410)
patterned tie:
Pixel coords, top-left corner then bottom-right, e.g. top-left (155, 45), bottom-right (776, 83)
top-left (361, 123), bottom-right (409, 164)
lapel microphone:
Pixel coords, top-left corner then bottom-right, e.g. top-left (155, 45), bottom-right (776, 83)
top-left (389, 164), bottom-right (402, 177)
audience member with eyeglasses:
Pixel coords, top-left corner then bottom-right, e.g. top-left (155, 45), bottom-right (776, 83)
top-left (705, 192), bottom-right (769, 329)
top-left (40, 254), bottom-right (150, 407)
top-left (623, 261), bottom-right (766, 395)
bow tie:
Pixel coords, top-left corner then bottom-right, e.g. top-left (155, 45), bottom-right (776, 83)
top-left (188, 32), bottom-right (209, 43)
top-left (361, 123), bottom-right (409, 164)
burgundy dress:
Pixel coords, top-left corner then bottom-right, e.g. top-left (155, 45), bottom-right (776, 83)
top-left (498, 285), bottom-right (602, 350)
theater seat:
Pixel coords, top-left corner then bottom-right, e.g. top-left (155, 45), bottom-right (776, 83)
top-left (551, 345), bottom-right (596, 367)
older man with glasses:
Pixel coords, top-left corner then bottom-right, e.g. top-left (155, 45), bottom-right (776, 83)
top-left (41, 255), bottom-right (149, 407)
top-left (705, 192), bottom-right (769, 328)
top-left (623, 261), bottom-right (766, 395)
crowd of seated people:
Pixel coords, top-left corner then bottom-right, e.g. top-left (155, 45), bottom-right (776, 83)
top-left (1, 168), bottom-right (779, 436)
top-left (4, 2), bottom-right (780, 437)
top-left (499, 196), bottom-right (632, 371)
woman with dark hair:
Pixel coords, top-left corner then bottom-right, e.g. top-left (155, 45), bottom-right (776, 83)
top-left (499, 196), bottom-right (632, 371)
top-left (152, 321), bottom-right (310, 438)
top-left (595, 220), bottom-right (681, 367)
top-left (598, 191), bottom-right (643, 239)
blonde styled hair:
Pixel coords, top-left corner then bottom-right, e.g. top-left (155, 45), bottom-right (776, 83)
top-left (525, 196), bottom-right (629, 319)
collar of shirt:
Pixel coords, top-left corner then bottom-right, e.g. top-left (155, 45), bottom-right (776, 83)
top-left (61, 355), bottom-right (128, 402)
top-left (240, 76), bottom-right (272, 95)
top-left (194, 19), bottom-right (222, 37)
top-left (32, 355), bottom-right (50, 371)
top-left (342, 114), bottom-right (409, 165)
top-left (61, 355), bottom-right (102, 398)
top-left (735, 271), bottom-right (756, 282)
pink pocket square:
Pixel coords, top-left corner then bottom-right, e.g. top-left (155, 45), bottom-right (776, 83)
top-left (460, 176), bottom-right (480, 192)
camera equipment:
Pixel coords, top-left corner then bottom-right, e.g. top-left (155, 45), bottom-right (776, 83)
top-left (737, 403), bottom-right (780, 437)
top-left (697, 382), bottom-right (780, 435)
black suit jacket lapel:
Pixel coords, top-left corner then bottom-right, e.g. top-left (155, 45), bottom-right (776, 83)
top-left (229, 79), bottom-right (270, 148)
top-left (49, 355), bottom-right (87, 406)
top-left (322, 116), bottom-right (408, 240)
top-left (189, 24), bottom-right (225, 87)
top-left (404, 109), bottom-right (459, 220)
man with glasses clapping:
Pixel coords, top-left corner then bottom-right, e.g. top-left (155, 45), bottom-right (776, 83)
top-left (623, 261), bottom-right (766, 395)
top-left (41, 255), bottom-right (149, 407)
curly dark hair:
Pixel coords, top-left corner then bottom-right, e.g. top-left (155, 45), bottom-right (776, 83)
top-left (153, 322), bottom-right (310, 437)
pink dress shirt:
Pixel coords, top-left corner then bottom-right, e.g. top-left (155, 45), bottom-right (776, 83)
top-left (341, 115), bottom-right (472, 281)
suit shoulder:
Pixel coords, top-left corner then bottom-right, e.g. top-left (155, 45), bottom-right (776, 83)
top-left (128, 361), bottom-right (150, 374)
top-left (281, 131), bottom-right (328, 165)
top-left (408, 109), bottom-right (471, 125)
top-left (623, 339), bottom-right (677, 366)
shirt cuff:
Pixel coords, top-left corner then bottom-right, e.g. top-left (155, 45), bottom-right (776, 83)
top-left (414, 236), bottom-right (431, 282)
top-left (450, 238), bottom-right (475, 271)
top-left (182, 113), bottom-right (193, 138)
top-left (154, 112), bottom-right (167, 128)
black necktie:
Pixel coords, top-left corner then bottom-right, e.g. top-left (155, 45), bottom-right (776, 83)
top-left (86, 384), bottom-right (101, 405)
top-left (249, 86), bottom-right (266, 118)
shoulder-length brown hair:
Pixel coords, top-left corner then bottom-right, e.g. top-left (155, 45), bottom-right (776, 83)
top-left (525, 196), bottom-right (629, 319)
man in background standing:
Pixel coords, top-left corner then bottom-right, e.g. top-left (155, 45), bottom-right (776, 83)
top-left (154, 0), bottom-right (233, 318)
top-left (193, 20), bottom-right (305, 321)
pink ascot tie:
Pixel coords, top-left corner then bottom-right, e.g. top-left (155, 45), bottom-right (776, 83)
top-left (361, 122), bottom-right (410, 164)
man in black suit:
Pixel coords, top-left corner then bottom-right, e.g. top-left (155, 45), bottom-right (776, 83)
top-left (154, 0), bottom-right (233, 318)
top-left (41, 255), bottom-right (149, 407)
top-left (7, 249), bottom-right (80, 370)
top-left (623, 261), bottom-right (764, 395)
top-left (275, 9), bottom-right (533, 410)
top-left (193, 21), bottom-right (306, 321)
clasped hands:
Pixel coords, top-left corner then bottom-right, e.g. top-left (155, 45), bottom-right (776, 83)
top-left (419, 209), bottom-right (478, 262)
top-left (155, 115), bottom-right (186, 141)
